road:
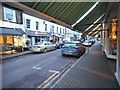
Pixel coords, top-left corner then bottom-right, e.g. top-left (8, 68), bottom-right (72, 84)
top-left (2, 49), bottom-right (79, 88)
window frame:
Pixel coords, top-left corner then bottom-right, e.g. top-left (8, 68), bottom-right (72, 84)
top-left (36, 21), bottom-right (39, 30)
top-left (3, 7), bottom-right (16, 22)
top-left (26, 19), bottom-right (31, 28)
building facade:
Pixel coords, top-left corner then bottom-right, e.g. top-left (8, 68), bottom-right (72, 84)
top-left (101, 2), bottom-right (120, 85)
top-left (22, 13), bottom-right (80, 46)
top-left (0, 2), bottom-right (25, 52)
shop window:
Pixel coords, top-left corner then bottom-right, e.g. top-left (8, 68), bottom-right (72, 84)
top-left (26, 19), bottom-right (31, 28)
top-left (7, 36), bottom-right (13, 46)
top-left (0, 36), bottom-right (4, 45)
top-left (36, 21), bottom-right (39, 30)
top-left (35, 37), bottom-right (40, 43)
top-left (3, 7), bottom-right (16, 22)
top-left (110, 18), bottom-right (118, 55)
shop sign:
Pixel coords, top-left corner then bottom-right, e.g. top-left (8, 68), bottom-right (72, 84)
top-left (0, 20), bottom-right (14, 28)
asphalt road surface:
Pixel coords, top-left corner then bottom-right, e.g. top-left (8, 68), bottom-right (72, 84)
top-left (2, 49), bottom-right (79, 88)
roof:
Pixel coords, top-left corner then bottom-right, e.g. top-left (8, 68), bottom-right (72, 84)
top-left (3, 1), bottom-right (108, 37)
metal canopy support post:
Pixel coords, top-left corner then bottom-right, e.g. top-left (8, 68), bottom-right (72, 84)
top-left (115, 1), bottom-right (120, 86)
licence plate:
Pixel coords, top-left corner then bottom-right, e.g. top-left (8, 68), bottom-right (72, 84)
top-left (65, 52), bottom-right (72, 54)
top-left (33, 47), bottom-right (36, 48)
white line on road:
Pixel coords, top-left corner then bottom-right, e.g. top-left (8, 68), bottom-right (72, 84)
top-left (33, 67), bottom-right (42, 70)
top-left (16, 59), bottom-right (23, 62)
top-left (49, 70), bottom-right (60, 73)
top-left (32, 65), bottom-right (42, 70)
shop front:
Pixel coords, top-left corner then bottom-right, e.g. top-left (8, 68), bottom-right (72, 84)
top-left (101, 2), bottom-right (120, 85)
top-left (26, 30), bottom-right (51, 45)
top-left (0, 27), bottom-right (25, 53)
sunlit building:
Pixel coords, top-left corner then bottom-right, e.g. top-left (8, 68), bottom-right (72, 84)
top-left (0, 2), bottom-right (25, 53)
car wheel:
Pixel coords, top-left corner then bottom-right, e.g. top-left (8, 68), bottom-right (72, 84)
top-left (62, 54), bottom-right (65, 56)
top-left (54, 46), bottom-right (57, 50)
top-left (77, 56), bottom-right (80, 58)
top-left (43, 48), bottom-right (47, 53)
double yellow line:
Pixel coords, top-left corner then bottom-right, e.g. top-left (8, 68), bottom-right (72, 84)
top-left (36, 72), bottom-right (60, 89)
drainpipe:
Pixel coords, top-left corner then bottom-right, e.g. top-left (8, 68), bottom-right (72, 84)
top-left (115, 1), bottom-right (120, 86)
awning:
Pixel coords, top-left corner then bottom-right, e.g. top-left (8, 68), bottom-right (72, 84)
top-left (15, 28), bottom-right (25, 34)
top-left (0, 27), bottom-right (23, 36)
top-left (17, 2), bottom-right (108, 37)
top-left (28, 34), bottom-right (51, 37)
top-left (26, 30), bottom-right (51, 37)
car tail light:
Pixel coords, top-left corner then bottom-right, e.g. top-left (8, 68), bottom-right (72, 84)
top-left (73, 47), bottom-right (79, 49)
top-left (62, 46), bottom-right (66, 48)
top-left (37, 46), bottom-right (41, 48)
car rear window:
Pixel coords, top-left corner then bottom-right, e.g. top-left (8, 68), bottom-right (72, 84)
top-left (65, 43), bottom-right (83, 46)
top-left (65, 44), bottom-right (77, 46)
top-left (34, 42), bottom-right (43, 45)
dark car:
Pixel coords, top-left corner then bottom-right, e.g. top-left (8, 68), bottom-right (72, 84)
top-left (53, 41), bottom-right (65, 49)
top-left (61, 41), bottom-right (86, 57)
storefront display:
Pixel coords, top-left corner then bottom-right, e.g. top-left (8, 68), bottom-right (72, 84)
top-left (110, 18), bottom-right (118, 55)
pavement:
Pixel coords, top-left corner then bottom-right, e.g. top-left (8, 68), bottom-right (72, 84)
top-left (2, 51), bottom-right (31, 60)
top-left (51, 41), bottom-right (120, 88)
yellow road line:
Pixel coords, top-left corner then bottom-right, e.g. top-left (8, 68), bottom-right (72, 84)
top-left (42, 73), bottom-right (61, 88)
top-left (37, 72), bottom-right (57, 88)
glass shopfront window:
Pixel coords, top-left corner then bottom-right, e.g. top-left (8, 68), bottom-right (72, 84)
top-left (110, 18), bottom-right (118, 55)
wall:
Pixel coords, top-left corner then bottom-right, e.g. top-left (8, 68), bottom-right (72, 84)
top-left (0, 2), bottom-right (2, 20)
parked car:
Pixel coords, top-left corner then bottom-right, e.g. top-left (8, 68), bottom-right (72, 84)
top-left (61, 41), bottom-right (86, 57)
top-left (89, 39), bottom-right (95, 44)
top-left (53, 41), bottom-right (64, 49)
top-left (83, 40), bottom-right (92, 47)
top-left (30, 41), bottom-right (56, 53)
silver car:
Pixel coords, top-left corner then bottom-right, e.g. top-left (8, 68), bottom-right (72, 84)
top-left (30, 41), bottom-right (56, 53)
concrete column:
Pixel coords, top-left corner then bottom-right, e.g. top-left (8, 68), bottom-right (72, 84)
top-left (115, 2), bottom-right (120, 86)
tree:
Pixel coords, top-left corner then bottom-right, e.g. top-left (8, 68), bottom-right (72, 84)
top-left (25, 40), bottom-right (30, 46)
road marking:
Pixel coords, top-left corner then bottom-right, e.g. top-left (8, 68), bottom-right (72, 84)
top-left (37, 69), bottom-right (60, 88)
top-left (37, 73), bottom-right (57, 88)
top-left (42, 73), bottom-right (60, 88)
top-left (16, 59), bottom-right (23, 62)
top-left (32, 65), bottom-right (42, 70)
top-left (49, 70), bottom-right (60, 73)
